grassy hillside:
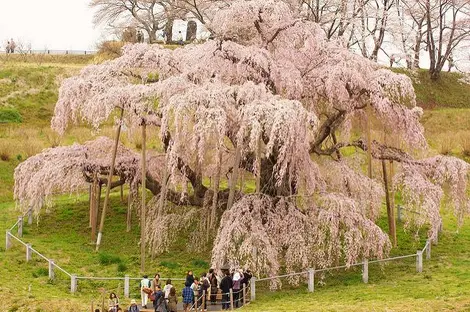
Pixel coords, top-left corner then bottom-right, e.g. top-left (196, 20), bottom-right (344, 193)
top-left (1, 58), bottom-right (470, 311)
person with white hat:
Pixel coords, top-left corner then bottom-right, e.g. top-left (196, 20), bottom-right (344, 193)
top-left (232, 269), bottom-right (244, 308)
top-left (128, 299), bottom-right (140, 312)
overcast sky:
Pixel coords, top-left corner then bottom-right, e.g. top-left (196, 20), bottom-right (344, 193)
top-left (0, 0), bottom-right (104, 51)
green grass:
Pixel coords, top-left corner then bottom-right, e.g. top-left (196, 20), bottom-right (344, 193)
top-left (0, 59), bottom-right (470, 311)
top-left (393, 69), bottom-right (470, 109)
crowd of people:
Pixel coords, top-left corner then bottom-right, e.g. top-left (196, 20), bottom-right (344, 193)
top-left (4, 39), bottom-right (16, 53)
top-left (97, 268), bottom-right (252, 312)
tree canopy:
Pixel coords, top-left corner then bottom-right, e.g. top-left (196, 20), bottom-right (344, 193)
top-left (15, 0), bottom-right (470, 284)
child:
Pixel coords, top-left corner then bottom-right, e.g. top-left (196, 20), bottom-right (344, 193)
top-left (182, 281), bottom-right (194, 312)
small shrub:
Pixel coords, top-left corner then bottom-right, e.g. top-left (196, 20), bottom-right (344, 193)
top-left (0, 152), bottom-right (10, 161)
top-left (0, 108), bottom-right (22, 123)
top-left (160, 261), bottom-right (180, 270)
top-left (117, 262), bottom-right (128, 272)
top-left (192, 259), bottom-right (209, 268)
top-left (16, 154), bottom-right (22, 161)
top-left (460, 134), bottom-right (470, 157)
top-left (32, 267), bottom-right (49, 278)
top-left (98, 253), bottom-right (122, 265)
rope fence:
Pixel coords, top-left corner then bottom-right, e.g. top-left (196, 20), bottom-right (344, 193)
top-left (4, 207), bottom-right (435, 305)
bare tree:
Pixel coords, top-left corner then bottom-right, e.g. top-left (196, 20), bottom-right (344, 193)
top-left (90, 0), bottom-right (169, 43)
top-left (422, 0), bottom-right (470, 80)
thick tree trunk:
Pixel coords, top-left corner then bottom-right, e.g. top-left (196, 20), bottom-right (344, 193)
top-left (96, 108), bottom-right (124, 251)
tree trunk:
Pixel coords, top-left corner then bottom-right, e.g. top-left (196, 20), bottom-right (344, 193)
top-left (96, 108), bottom-right (124, 251)
top-left (126, 189), bottom-right (132, 233)
top-left (382, 159), bottom-right (396, 246)
top-left (141, 123), bottom-right (147, 273)
top-left (210, 153), bottom-right (222, 230)
top-left (389, 160), bottom-right (396, 247)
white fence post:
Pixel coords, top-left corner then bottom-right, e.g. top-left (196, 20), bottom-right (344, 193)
top-left (5, 230), bottom-right (11, 250)
top-left (250, 277), bottom-right (256, 301)
top-left (26, 243), bottom-right (32, 262)
top-left (18, 216), bottom-right (23, 237)
top-left (71, 275), bottom-right (77, 293)
top-left (28, 209), bottom-right (33, 225)
top-left (49, 259), bottom-right (55, 280)
top-left (362, 259), bottom-right (369, 283)
top-left (124, 275), bottom-right (130, 298)
top-left (308, 269), bottom-right (315, 292)
top-left (426, 239), bottom-right (431, 260)
top-left (416, 251), bottom-right (423, 273)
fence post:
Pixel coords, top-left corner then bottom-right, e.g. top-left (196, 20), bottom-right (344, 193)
top-left (397, 205), bottom-right (402, 223)
top-left (250, 277), bottom-right (256, 301)
top-left (28, 209), bottom-right (33, 225)
top-left (202, 290), bottom-right (206, 310)
top-left (49, 259), bottom-right (55, 280)
top-left (124, 275), bottom-right (130, 298)
top-left (308, 269), bottom-right (315, 292)
top-left (18, 216), bottom-right (23, 237)
top-left (362, 259), bottom-right (369, 283)
top-left (243, 283), bottom-right (246, 305)
top-left (426, 239), bottom-right (431, 260)
top-left (230, 288), bottom-right (234, 310)
top-left (26, 243), bottom-right (32, 262)
top-left (5, 230), bottom-right (11, 250)
top-left (71, 274), bottom-right (77, 293)
top-left (416, 251), bottom-right (423, 273)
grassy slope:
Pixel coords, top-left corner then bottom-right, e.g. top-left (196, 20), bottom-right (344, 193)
top-left (0, 59), bottom-right (470, 311)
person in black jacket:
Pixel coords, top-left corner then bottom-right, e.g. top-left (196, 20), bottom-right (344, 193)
top-left (219, 270), bottom-right (232, 310)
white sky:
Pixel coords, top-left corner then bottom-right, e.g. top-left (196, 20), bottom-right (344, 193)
top-left (0, 0), bottom-right (103, 51)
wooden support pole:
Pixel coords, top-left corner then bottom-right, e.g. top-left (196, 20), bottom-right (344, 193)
top-left (397, 205), bottom-right (402, 223)
top-left (229, 288), bottom-right (234, 311)
top-left (426, 239), bottom-right (431, 260)
top-left (416, 251), bottom-right (423, 273)
top-left (49, 259), bottom-right (55, 280)
top-left (120, 184), bottom-right (124, 203)
top-left (250, 277), bottom-right (256, 301)
top-left (308, 269), bottom-right (315, 292)
top-left (382, 159), bottom-right (396, 247)
top-left (124, 275), bottom-right (130, 298)
top-left (89, 184), bottom-right (92, 228)
top-left (71, 274), bottom-right (77, 293)
top-left (140, 122), bottom-right (147, 273)
top-left (255, 137), bottom-right (262, 193)
top-left (26, 243), bottom-right (32, 262)
top-left (91, 180), bottom-right (98, 242)
top-left (227, 145), bottom-right (241, 210)
top-left (28, 208), bottom-right (33, 225)
top-left (126, 190), bottom-right (132, 232)
top-left (96, 107), bottom-right (124, 251)
top-left (18, 216), bottom-right (23, 238)
top-left (362, 259), bottom-right (369, 283)
top-left (5, 230), bottom-right (11, 250)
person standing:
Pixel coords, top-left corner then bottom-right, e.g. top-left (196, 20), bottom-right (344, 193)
top-left (154, 285), bottom-right (167, 312)
top-left (182, 281), bottom-right (194, 312)
top-left (108, 292), bottom-right (120, 312)
top-left (208, 268), bottom-right (218, 305)
top-left (200, 273), bottom-right (210, 311)
top-left (151, 273), bottom-right (161, 292)
top-left (162, 279), bottom-right (173, 299)
top-left (185, 271), bottom-right (194, 287)
top-left (140, 275), bottom-right (151, 309)
top-left (167, 287), bottom-right (178, 312)
top-left (219, 270), bottom-right (232, 310)
top-left (232, 270), bottom-right (244, 308)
